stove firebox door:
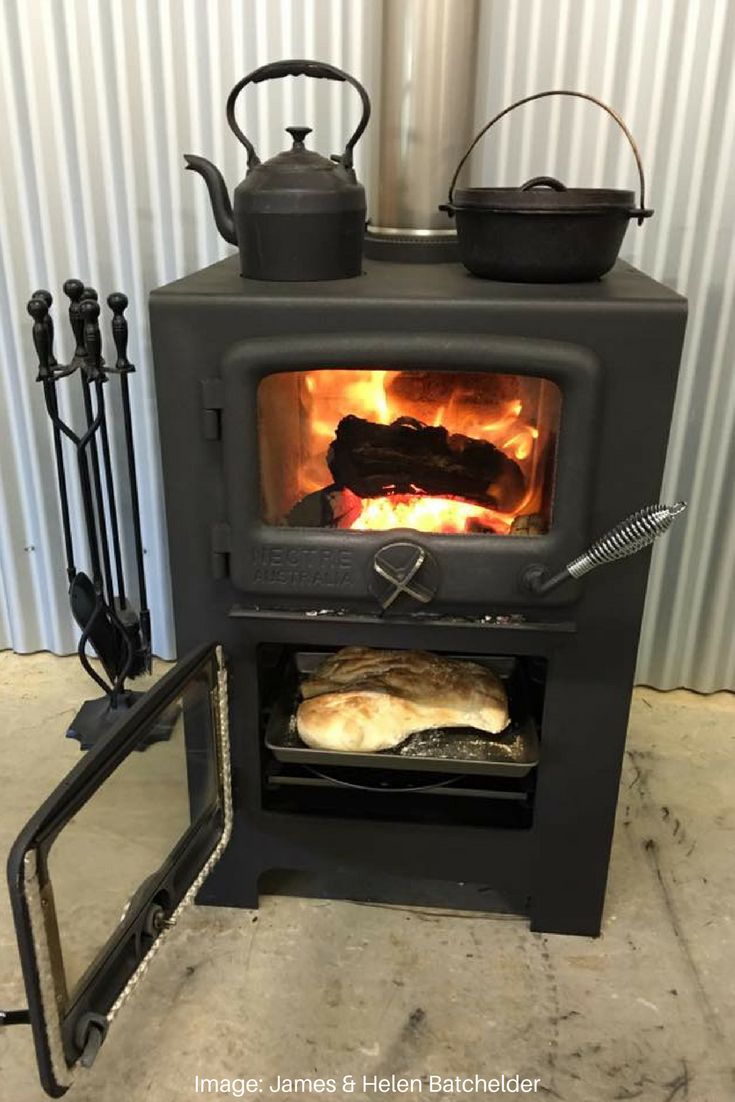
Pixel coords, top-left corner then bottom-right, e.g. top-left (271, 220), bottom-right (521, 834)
top-left (5, 644), bottom-right (231, 1097)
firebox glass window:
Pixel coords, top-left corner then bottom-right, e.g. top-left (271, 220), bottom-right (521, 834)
top-left (257, 369), bottom-right (561, 535)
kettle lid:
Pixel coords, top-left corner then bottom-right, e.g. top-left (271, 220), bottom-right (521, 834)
top-left (285, 125), bottom-right (312, 147)
top-left (237, 126), bottom-right (366, 215)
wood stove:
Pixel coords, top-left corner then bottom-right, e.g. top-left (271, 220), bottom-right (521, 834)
top-left (148, 254), bottom-right (686, 938)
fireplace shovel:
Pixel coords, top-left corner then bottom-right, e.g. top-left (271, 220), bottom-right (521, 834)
top-left (69, 571), bottom-right (143, 687)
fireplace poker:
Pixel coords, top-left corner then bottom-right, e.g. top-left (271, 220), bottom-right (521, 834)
top-left (63, 280), bottom-right (115, 609)
top-left (107, 292), bottom-right (151, 670)
top-left (29, 291), bottom-right (76, 583)
top-left (82, 291), bottom-right (128, 613)
top-left (77, 296), bottom-right (141, 694)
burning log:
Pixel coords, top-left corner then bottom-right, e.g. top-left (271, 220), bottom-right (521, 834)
top-left (287, 486), bottom-right (362, 528)
top-left (327, 415), bottom-right (527, 513)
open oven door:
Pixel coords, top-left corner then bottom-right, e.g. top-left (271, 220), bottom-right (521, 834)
top-left (3, 643), bottom-right (231, 1097)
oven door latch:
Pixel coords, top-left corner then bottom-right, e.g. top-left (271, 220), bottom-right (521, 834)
top-left (523, 501), bottom-right (687, 596)
top-left (201, 378), bottom-right (224, 440)
top-left (211, 522), bottom-right (232, 580)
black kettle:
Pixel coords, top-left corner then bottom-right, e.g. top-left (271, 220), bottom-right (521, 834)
top-left (185, 59), bottom-right (371, 281)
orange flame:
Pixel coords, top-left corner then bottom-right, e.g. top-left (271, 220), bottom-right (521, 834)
top-left (351, 495), bottom-right (521, 535)
top-left (290, 369), bottom-right (552, 534)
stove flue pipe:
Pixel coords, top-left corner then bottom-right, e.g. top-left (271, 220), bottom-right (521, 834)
top-left (366, 0), bottom-right (480, 257)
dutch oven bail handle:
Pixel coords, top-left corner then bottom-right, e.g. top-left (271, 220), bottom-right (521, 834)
top-left (226, 58), bottom-right (371, 172)
top-left (446, 90), bottom-right (652, 224)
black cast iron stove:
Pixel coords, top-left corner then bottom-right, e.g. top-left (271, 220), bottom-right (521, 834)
top-left (149, 255), bottom-right (685, 936)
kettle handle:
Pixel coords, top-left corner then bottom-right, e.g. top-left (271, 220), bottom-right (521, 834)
top-left (225, 58), bottom-right (371, 171)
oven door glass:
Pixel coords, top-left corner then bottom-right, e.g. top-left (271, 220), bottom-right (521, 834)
top-left (5, 644), bottom-right (230, 1098)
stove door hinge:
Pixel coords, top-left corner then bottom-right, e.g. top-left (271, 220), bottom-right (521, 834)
top-left (201, 378), bottom-right (224, 440)
top-left (211, 522), bottom-right (231, 580)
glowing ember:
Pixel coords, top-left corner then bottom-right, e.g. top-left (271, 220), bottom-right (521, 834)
top-left (349, 494), bottom-right (515, 534)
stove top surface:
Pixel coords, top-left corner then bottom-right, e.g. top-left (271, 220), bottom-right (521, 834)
top-left (153, 255), bottom-right (684, 307)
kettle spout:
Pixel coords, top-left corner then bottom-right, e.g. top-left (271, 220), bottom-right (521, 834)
top-left (184, 154), bottom-right (237, 245)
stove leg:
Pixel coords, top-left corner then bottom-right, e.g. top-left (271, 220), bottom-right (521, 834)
top-left (528, 794), bottom-right (616, 936)
top-left (528, 798), bottom-right (612, 936)
top-left (527, 644), bottom-right (635, 938)
top-left (529, 890), bottom-right (605, 938)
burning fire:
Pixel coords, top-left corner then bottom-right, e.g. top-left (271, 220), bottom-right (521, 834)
top-left (288, 369), bottom-right (554, 534)
top-left (351, 495), bottom-right (516, 535)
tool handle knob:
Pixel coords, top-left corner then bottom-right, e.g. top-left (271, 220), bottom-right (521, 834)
top-left (62, 278), bottom-right (84, 301)
top-left (107, 292), bottom-right (133, 372)
top-left (80, 298), bottom-right (104, 379)
top-left (32, 289), bottom-right (57, 367)
top-left (28, 296), bottom-right (51, 379)
top-left (63, 278), bottom-right (86, 356)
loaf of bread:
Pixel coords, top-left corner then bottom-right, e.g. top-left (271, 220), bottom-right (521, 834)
top-left (296, 647), bottom-right (509, 753)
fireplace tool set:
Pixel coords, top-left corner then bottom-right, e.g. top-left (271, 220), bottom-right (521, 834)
top-left (28, 282), bottom-right (151, 748)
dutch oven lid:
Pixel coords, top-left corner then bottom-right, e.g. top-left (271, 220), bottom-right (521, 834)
top-left (239, 127), bottom-right (366, 214)
top-left (453, 176), bottom-right (638, 215)
top-left (442, 90), bottom-right (653, 225)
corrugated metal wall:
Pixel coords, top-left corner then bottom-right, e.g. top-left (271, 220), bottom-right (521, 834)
top-left (0, 0), bottom-right (732, 691)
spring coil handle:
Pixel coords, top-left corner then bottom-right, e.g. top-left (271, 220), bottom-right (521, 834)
top-left (567, 502), bottom-right (686, 578)
top-left (523, 501), bottom-right (687, 596)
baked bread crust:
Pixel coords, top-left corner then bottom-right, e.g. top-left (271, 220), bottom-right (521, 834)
top-left (297, 647), bottom-right (509, 752)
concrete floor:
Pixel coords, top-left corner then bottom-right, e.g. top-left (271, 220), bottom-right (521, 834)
top-left (0, 651), bottom-right (734, 1102)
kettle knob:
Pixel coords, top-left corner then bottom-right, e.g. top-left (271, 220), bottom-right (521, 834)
top-left (285, 126), bottom-right (312, 149)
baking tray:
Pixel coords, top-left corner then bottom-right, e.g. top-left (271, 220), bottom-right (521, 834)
top-left (264, 651), bottom-right (539, 778)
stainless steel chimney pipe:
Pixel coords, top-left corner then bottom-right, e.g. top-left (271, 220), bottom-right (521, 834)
top-left (369, 0), bottom-right (480, 240)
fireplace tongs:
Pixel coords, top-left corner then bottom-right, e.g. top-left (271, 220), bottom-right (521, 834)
top-left (523, 502), bottom-right (687, 596)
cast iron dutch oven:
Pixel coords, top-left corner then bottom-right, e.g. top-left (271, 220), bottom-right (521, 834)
top-left (440, 90), bottom-right (653, 282)
top-left (185, 59), bottom-right (371, 281)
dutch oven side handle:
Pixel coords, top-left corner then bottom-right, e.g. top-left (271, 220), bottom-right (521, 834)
top-left (225, 58), bottom-right (371, 172)
top-left (445, 90), bottom-right (652, 225)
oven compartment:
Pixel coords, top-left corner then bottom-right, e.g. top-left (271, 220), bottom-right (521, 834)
top-left (264, 650), bottom-right (539, 777)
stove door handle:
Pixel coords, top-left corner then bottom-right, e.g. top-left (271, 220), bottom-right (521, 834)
top-left (523, 501), bottom-right (687, 596)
